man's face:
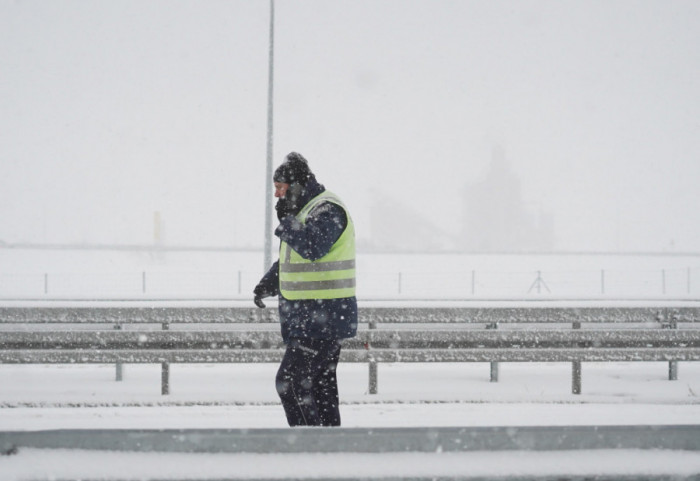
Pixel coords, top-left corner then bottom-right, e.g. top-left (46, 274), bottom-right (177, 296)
top-left (274, 182), bottom-right (290, 198)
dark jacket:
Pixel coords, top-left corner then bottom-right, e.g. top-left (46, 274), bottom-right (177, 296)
top-left (256, 180), bottom-right (358, 343)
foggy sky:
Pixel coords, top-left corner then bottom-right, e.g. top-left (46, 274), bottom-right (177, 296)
top-left (2, 0), bottom-right (699, 252)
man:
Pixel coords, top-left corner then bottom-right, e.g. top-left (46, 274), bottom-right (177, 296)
top-left (254, 152), bottom-right (357, 427)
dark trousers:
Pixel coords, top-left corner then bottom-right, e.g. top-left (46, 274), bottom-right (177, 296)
top-left (275, 338), bottom-right (342, 427)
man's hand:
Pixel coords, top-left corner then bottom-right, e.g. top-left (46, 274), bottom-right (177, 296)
top-left (253, 284), bottom-right (269, 309)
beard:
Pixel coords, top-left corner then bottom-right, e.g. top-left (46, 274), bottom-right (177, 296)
top-left (275, 183), bottom-right (304, 220)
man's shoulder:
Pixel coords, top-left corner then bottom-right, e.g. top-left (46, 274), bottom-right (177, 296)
top-left (308, 200), bottom-right (346, 219)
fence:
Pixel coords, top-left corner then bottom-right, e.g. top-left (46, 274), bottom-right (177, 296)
top-left (0, 266), bottom-right (698, 300)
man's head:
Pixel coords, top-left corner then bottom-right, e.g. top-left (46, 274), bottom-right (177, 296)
top-left (273, 152), bottom-right (316, 219)
top-left (273, 152), bottom-right (314, 196)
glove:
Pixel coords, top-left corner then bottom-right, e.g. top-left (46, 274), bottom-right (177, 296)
top-left (253, 284), bottom-right (269, 309)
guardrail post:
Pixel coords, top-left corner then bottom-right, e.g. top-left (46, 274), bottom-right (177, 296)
top-left (665, 310), bottom-right (678, 381)
top-left (486, 322), bottom-right (499, 382)
top-left (114, 324), bottom-right (123, 381)
top-left (161, 362), bottom-right (170, 395)
top-left (162, 322), bottom-right (170, 395)
top-left (572, 321), bottom-right (582, 394)
top-left (368, 320), bottom-right (378, 394)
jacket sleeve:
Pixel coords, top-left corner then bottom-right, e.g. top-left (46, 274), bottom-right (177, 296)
top-left (255, 260), bottom-right (280, 297)
top-left (274, 202), bottom-right (347, 261)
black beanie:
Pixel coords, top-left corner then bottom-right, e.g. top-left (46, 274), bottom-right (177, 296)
top-left (273, 152), bottom-right (314, 186)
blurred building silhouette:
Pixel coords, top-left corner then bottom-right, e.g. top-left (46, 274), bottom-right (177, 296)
top-left (460, 145), bottom-right (554, 252)
top-left (361, 189), bottom-right (454, 252)
top-left (359, 146), bottom-right (554, 253)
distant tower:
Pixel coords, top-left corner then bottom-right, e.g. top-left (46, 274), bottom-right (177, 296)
top-left (460, 144), bottom-right (554, 252)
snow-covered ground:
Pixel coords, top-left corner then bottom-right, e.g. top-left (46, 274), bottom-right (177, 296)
top-left (2, 249), bottom-right (699, 300)
top-left (2, 362), bottom-right (700, 411)
top-left (1, 361), bottom-right (700, 479)
top-left (2, 250), bottom-right (700, 479)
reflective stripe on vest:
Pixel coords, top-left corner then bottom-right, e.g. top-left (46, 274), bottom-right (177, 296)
top-left (279, 191), bottom-right (356, 300)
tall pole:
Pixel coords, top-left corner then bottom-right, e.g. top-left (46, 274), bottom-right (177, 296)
top-left (263, 0), bottom-right (275, 272)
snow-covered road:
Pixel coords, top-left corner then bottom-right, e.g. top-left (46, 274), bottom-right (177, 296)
top-left (1, 361), bottom-right (699, 480)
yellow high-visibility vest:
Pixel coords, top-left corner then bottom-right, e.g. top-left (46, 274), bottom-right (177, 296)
top-left (279, 191), bottom-right (356, 300)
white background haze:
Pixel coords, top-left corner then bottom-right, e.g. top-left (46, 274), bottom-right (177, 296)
top-left (2, 4), bottom-right (700, 477)
top-left (2, 0), bottom-right (700, 253)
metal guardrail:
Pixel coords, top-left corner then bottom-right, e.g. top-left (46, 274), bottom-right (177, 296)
top-left (1, 306), bottom-right (699, 324)
top-left (3, 425), bottom-right (700, 454)
top-left (2, 306), bottom-right (699, 396)
top-left (3, 329), bottom-right (700, 349)
top-left (2, 328), bottom-right (700, 395)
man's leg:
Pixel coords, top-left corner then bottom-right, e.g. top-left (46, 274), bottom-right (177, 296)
top-left (314, 341), bottom-right (342, 426)
top-left (275, 339), bottom-right (322, 426)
